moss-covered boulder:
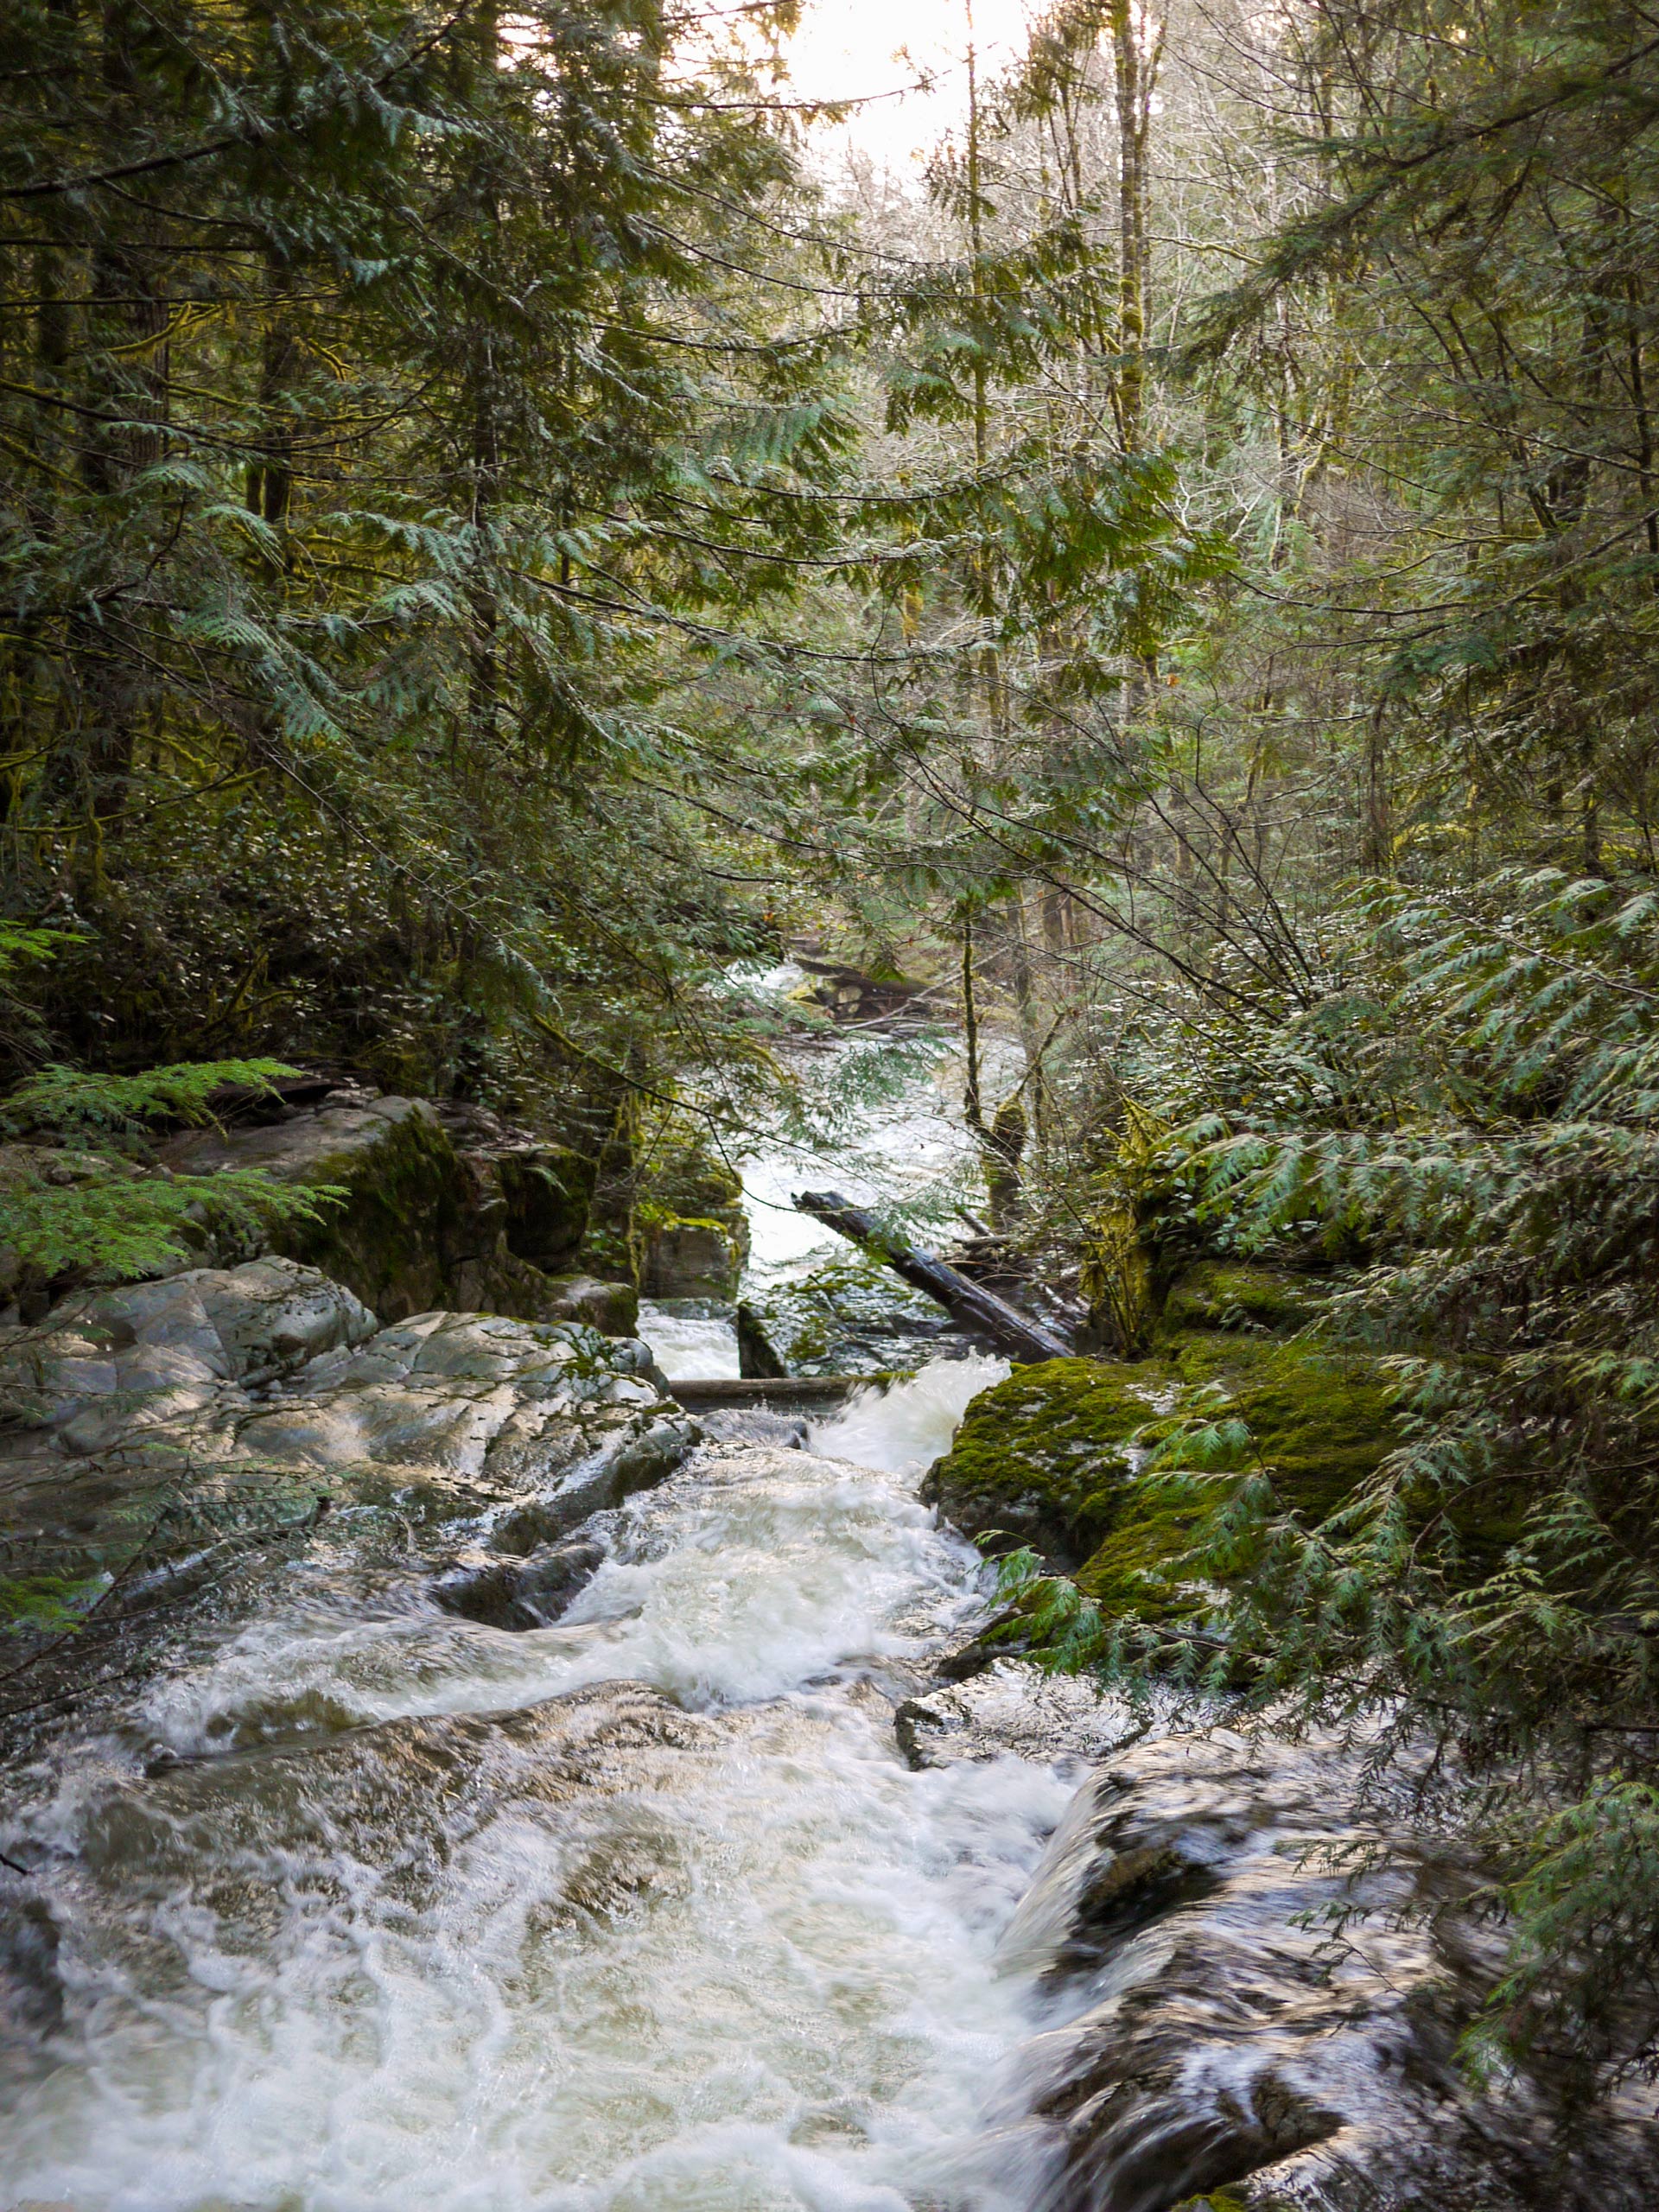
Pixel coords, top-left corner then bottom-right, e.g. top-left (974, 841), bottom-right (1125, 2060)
top-left (161, 1095), bottom-right (628, 1329)
top-left (1159, 1260), bottom-right (1320, 1338)
top-left (925, 1335), bottom-right (1402, 1626)
top-left (163, 1096), bottom-right (468, 1319)
top-left (635, 1138), bottom-right (750, 1300)
top-left (495, 1147), bottom-right (594, 1271)
top-left (922, 1357), bottom-right (1184, 1567)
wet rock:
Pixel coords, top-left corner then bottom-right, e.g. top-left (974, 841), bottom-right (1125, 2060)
top-left (995, 1726), bottom-right (1659, 2212)
top-left (72, 1681), bottom-right (715, 1919)
top-left (736, 1301), bottom-right (788, 1378)
top-left (435, 1536), bottom-right (607, 1628)
top-left (538, 1273), bottom-right (639, 1334)
top-left (511, 1536), bottom-right (607, 1623)
top-left (0, 1256), bottom-right (378, 1439)
top-left (0, 1878), bottom-right (62, 2086)
top-left (894, 1662), bottom-right (1141, 1770)
top-left (0, 1271), bottom-right (696, 1668)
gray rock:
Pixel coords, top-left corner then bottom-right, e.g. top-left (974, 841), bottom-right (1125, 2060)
top-left (160, 1092), bottom-right (604, 1328)
top-left (990, 1726), bottom-right (1659, 2212)
top-left (538, 1273), bottom-right (639, 1334)
top-left (894, 1662), bottom-right (1141, 1770)
top-left (0, 1268), bottom-right (698, 1606)
top-left (0, 1258), bottom-right (377, 1441)
top-left (433, 1535), bottom-right (607, 1629)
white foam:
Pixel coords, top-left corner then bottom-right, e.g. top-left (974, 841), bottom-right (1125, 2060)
top-left (635, 1303), bottom-right (741, 1381)
top-left (3, 1368), bottom-right (1066, 2212)
top-left (807, 1351), bottom-right (1010, 1477)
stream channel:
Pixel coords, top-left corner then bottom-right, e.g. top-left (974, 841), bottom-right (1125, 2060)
top-left (0, 1033), bottom-right (1118, 2212)
top-left (8, 1023), bottom-right (1657, 2212)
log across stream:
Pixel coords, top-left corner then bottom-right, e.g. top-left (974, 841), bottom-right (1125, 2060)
top-left (791, 1190), bottom-right (1073, 1364)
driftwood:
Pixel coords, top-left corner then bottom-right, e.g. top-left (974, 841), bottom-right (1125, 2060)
top-left (793, 1190), bottom-right (1073, 1364)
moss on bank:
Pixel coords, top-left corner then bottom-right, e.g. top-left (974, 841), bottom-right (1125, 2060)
top-left (925, 1261), bottom-right (1402, 1634)
top-left (920, 1356), bottom-right (1184, 1567)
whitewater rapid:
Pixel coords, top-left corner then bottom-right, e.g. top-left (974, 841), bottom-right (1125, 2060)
top-left (0, 1355), bottom-right (1098, 2212)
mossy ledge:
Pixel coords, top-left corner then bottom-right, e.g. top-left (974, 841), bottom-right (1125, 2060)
top-left (923, 1263), bottom-right (1402, 1629)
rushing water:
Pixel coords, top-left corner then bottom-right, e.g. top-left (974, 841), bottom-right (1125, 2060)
top-left (0, 1350), bottom-right (1113, 2212)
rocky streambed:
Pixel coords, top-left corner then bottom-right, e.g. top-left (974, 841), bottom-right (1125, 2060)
top-left (0, 1232), bottom-right (1656, 2206)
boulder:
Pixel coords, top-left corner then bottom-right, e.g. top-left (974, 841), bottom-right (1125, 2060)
top-left (989, 1726), bottom-right (1659, 2211)
top-left (633, 1134), bottom-right (750, 1300)
top-left (493, 1147), bottom-right (594, 1271)
top-left (922, 1332), bottom-right (1399, 1623)
top-left (159, 1089), bottom-right (614, 1330)
top-left (0, 1255), bottom-right (377, 1444)
top-left (538, 1274), bottom-right (639, 1335)
top-left (433, 1535), bottom-right (607, 1629)
top-left (639, 1219), bottom-right (742, 1300)
top-left (0, 1262), bottom-right (696, 1608)
top-left (1159, 1258), bottom-right (1321, 1336)
top-left (162, 1094), bottom-right (470, 1320)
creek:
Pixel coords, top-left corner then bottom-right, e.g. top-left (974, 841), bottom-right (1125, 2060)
top-left (5, 1033), bottom-right (1656, 2212)
top-left (0, 1041), bottom-right (1103, 2212)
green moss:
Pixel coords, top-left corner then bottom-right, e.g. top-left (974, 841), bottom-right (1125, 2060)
top-left (931, 1338), bottom-right (1402, 1629)
top-left (497, 1147), bottom-right (594, 1269)
top-left (1159, 1260), bottom-right (1322, 1338)
top-left (921, 1356), bottom-right (1183, 1567)
top-left (276, 1109), bottom-right (465, 1320)
top-left (1084, 1336), bottom-right (1401, 1619)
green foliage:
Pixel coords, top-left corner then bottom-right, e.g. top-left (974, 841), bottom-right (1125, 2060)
top-left (0, 1571), bottom-right (106, 1639)
top-left (0, 0), bottom-right (862, 1125)
top-left (0, 1160), bottom-right (330, 1281)
top-left (0, 1057), bottom-right (335, 1280)
top-left (1082, 868), bottom-right (1659, 2081)
top-left (3, 1058), bottom-right (301, 1137)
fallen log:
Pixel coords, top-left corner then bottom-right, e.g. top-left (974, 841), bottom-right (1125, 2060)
top-left (793, 1190), bottom-right (1074, 1364)
top-left (669, 1375), bottom-right (887, 1409)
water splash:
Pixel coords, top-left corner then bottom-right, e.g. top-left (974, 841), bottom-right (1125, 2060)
top-left (634, 1302), bottom-right (741, 1381)
top-left (806, 1353), bottom-right (1010, 1478)
top-left (0, 1359), bottom-right (1074, 2212)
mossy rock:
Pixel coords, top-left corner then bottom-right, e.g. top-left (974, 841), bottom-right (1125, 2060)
top-left (274, 1105), bottom-right (470, 1321)
top-left (1166, 1332), bottom-right (1402, 1516)
top-left (628, 1131), bottom-right (751, 1295)
top-left (1078, 1336), bottom-right (1402, 1622)
top-left (922, 1356), bottom-right (1184, 1568)
top-left (929, 1338), bottom-right (1402, 1623)
top-left (496, 1147), bottom-right (594, 1271)
top-left (163, 1098), bottom-right (610, 1328)
top-left (639, 1217), bottom-right (744, 1300)
top-left (164, 1097), bottom-right (467, 1321)
top-left (1159, 1260), bottom-right (1321, 1338)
